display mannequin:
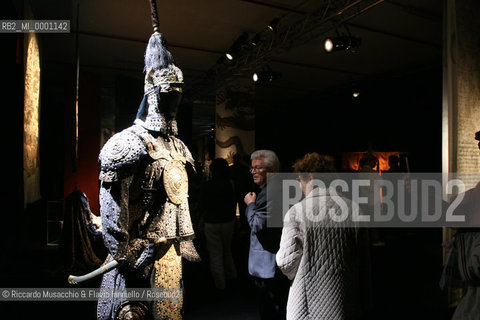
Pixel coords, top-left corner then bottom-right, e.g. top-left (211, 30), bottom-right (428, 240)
top-left (95, 2), bottom-right (199, 318)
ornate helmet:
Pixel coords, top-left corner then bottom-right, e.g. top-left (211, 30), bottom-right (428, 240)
top-left (134, 1), bottom-right (184, 134)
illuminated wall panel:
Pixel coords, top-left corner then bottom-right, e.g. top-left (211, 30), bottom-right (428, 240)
top-left (443, 0), bottom-right (480, 308)
top-left (444, 0), bottom-right (480, 179)
top-left (23, 32), bottom-right (41, 205)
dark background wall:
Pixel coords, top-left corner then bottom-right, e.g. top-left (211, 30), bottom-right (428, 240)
top-left (62, 71), bottom-right (101, 214)
top-left (255, 64), bottom-right (442, 173)
top-left (0, 0), bottom-right (24, 263)
top-left (254, 63), bottom-right (446, 317)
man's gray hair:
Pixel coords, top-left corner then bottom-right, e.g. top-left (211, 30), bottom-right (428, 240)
top-left (251, 150), bottom-right (280, 172)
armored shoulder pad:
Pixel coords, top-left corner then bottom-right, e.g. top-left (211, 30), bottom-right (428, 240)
top-left (98, 127), bottom-right (147, 182)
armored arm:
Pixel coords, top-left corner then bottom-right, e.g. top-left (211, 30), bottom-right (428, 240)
top-left (98, 129), bottom-right (154, 272)
top-left (99, 181), bottom-right (154, 271)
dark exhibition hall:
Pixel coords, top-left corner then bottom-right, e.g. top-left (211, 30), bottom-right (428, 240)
top-left (2, 0), bottom-right (480, 319)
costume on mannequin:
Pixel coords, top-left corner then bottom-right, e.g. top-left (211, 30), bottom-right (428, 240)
top-left (94, 1), bottom-right (200, 319)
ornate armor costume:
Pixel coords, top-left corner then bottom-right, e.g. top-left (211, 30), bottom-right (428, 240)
top-left (97, 124), bottom-right (199, 320)
top-left (96, 10), bottom-right (199, 318)
top-left (97, 124), bottom-right (198, 261)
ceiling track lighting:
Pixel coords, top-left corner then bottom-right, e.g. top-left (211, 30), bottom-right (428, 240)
top-left (324, 35), bottom-right (361, 53)
top-left (252, 68), bottom-right (281, 83)
top-left (225, 32), bottom-right (249, 61)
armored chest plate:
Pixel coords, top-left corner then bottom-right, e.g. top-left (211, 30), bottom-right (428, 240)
top-left (163, 159), bottom-right (188, 205)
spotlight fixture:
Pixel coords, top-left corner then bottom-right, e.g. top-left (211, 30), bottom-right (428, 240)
top-left (252, 70), bottom-right (281, 83)
top-left (267, 18), bottom-right (280, 32)
top-left (324, 38), bottom-right (334, 52)
top-left (225, 32), bottom-right (249, 61)
top-left (352, 91), bottom-right (360, 98)
top-left (323, 35), bottom-right (361, 53)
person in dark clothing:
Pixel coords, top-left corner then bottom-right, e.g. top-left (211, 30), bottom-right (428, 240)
top-left (199, 158), bottom-right (238, 290)
top-left (59, 189), bottom-right (106, 274)
top-left (229, 153), bottom-right (254, 232)
top-left (387, 155), bottom-right (401, 172)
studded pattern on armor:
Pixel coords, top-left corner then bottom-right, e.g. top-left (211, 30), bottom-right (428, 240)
top-left (142, 89), bottom-right (167, 133)
top-left (146, 64), bottom-right (183, 94)
top-left (137, 64), bottom-right (183, 133)
top-left (115, 301), bottom-right (150, 320)
top-left (135, 64), bottom-right (183, 135)
top-left (97, 267), bottom-right (126, 320)
top-left (152, 244), bottom-right (183, 320)
top-left (97, 122), bottom-right (199, 319)
top-left (99, 125), bottom-right (199, 259)
top-left (99, 129), bottom-right (147, 182)
top-left (100, 179), bottom-right (152, 270)
top-left (163, 160), bottom-right (188, 205)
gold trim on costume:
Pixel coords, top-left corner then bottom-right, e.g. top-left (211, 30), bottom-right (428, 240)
top-left (163, 160), bottom-right (188, 205)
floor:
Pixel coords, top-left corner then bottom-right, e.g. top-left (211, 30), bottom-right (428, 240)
top-left (1, 219), bottom-right (455, 319)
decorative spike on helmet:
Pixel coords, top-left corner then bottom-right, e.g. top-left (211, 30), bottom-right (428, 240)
top-left (135, 0), bottom-right (184, 135)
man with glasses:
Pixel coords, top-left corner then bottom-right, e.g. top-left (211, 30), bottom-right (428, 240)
top-left (244, 150), bottom-right (288, 320)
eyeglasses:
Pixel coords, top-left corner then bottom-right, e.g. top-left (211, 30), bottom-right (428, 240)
top-left (250, 166), bottom-right (266, 173)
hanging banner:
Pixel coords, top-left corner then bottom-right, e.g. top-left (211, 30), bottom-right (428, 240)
top-left (23, 32), bottom-right (41, 206)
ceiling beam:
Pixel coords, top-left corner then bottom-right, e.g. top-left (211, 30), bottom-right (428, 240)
top-left (385, 0), bottom-right (441, 22)
top-left (271, 59), bottom-right (368, 76)
top-left (346, 22), bottom-right (441, 48)
top-left (240, 0), bottom-right (308, 15)
top-left (186, 0), bottom-right (386, 100)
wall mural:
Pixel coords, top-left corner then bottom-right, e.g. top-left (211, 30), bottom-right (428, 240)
top-left (215, 83), bottom-right (255, 163)
top-left (217, 109), bottom-right (255, 131)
